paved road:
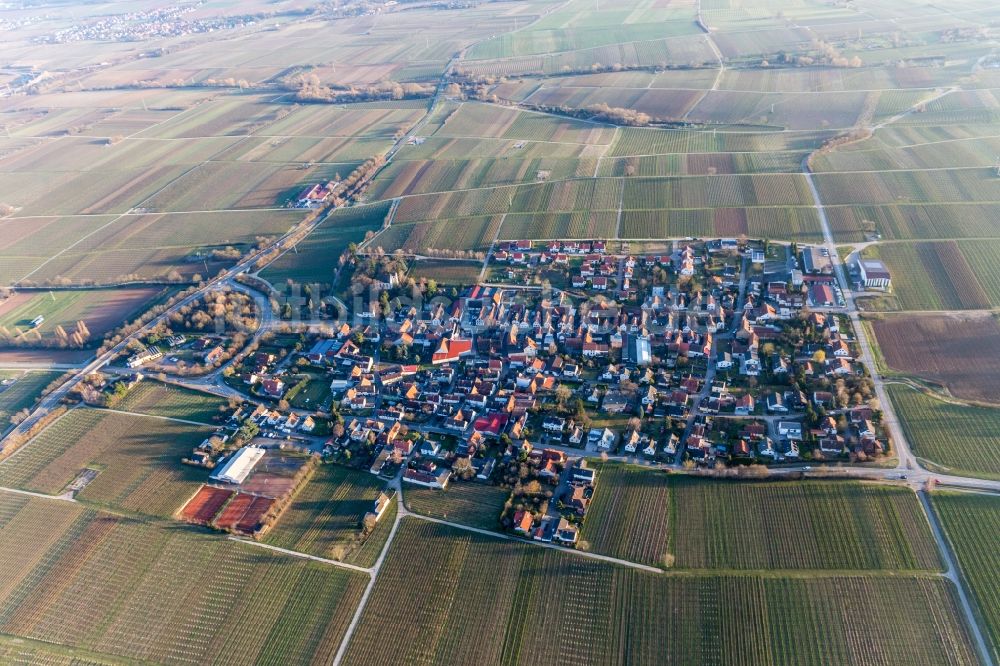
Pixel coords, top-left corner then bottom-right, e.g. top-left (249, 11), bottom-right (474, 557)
top-left (330, 508), bottom-right (403, 666)
top-left (231, 537), bottom-right (372, 573)
top-left (0, 71), bottom-right (436, 457)
top-left (683, 0), bottom-right (725, 120)
top-left (802, 157), bottom-right (918, 472)
top-left (410, 513), bottom-right (664, 573)
top-left (802, 144), bottom-right (1000, 664)
top-left (919, 491), bottom-right (995, 666)
top-left (4, 278), bottom-right (288, 456)
top-left (0, 484), bottom-right (76, 503)
top-left (675, 252), bottom-right (749, 463)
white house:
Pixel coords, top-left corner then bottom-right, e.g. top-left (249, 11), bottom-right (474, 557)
top-left (777, 421), bottom-right (803, 440)
top-left (590, 427), bottom-right (616, 450)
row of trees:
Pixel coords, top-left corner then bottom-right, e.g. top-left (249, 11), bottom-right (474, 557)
top-left (287, 74), bottom-right (433, 103)
top-left (524, 101), bottom-right (655, 126)
top-left (0, 405), bottom-right (67, 460)
top-left (585, 103), bottom-right (652, 126)
top-left (0, 318), bottom-right (91, 350)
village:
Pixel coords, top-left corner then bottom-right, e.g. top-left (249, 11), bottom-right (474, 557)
top-left (2, 1), bottom-right (997, 661)
top-left (93, 236), bottom-right (895, 548)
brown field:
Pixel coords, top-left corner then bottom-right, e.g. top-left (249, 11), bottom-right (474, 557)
top-left (213, 492), bottom-right (254, 529)
top-left (0, 348), bottom-right (92, 364)
top-left (213, 492), bottom-right (274, 534)
top-left (180, 485), bottom-right (234, 524)
top-left (143, 161), bottom-right (326, 211)
top-left (406, 259), bottom-right (483, 286)
top-left (872, 313), bottom-right (1000, 403)
top-left (0, 287), bottom-right (165, 343)
top-left (713, 208), bottom-right (749, 236)
top-left (241, 474), bottom-right (297, 498)
top-left (238, 496), bottom-right (274, 532)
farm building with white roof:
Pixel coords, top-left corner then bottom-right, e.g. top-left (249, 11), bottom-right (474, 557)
top-left (210, 445), bottom-right (265, 485)
top-left (858, 260), bottom-right (891, 289)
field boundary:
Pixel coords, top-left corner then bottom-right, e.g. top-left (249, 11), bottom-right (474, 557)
top-left (13, 132), bottom-right (259, 285)
top-left (91, 406), bottom-right (218, 427)
top-left (230, 536), bottom-right (374, 573)
top-left (921, 492), bottom-right (996, 666)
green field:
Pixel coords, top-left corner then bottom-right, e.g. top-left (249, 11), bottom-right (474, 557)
top-left (582, 465), bottom-right (940, 570)
top-left (286, 374), bottom-right (333, 411)
top-left (524, 85), bottom-right (928, 131)
top-left (262, 202), bottom-right (391, 285)
top-left (888, 384), bottom-right (1000, 480)
top-left (367, 157), bottom-right (592, 200)
top-left (862, 241), bottom-right (1000, 310)
top-left (0, 371), bottom-right (59, 428)
top-left (405, 260), bottom-right (484, 287)
top-left (497, 210), bottom-right (618, 240)
top-left (619, 206), bottom-right (823, 241)
top-left (432, 103), bottom-right (615, 145)
top-left (0, 288), bottom-right (168, 345)
top-left (114, 380), bottom-right (227, 424)
top-left (608, 127), bottom-right (832, 158)
top-left (598, 151), bottom-right (808, 177)
top-left (0, 409), bottom-right (210, 516)
top-left (341, 517), bottom-right (978, 666)
top-left (373, 216), bottom-right (501, 253)
top-left (264, 463), bottom-right (394, 567)
top-left (934, 492), bottom-right (1000, 663)
top-left (1, 209), bottom-right (307, 286)
top-left (379, 167), bottom-right (825, 244)
top-left (466, 19), bottom-right (699, 61)
top-left (825, 204), bottom-right (1000, 243)
top-left (815, 169), bottom-right (1000, 207)
top-left (0, 165), bottom-right (191, 217)
top-left (0, 491), bottom-right (367, 665)
top-left (404, 481), bottom-right (509, 529)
